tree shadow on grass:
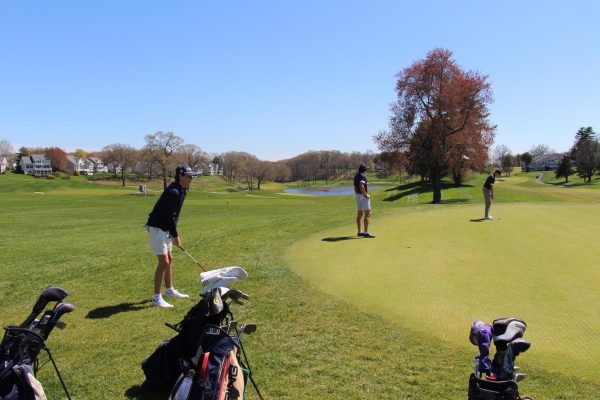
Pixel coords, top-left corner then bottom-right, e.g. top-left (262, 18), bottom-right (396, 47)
top-left (321, 236), bottom-right (360, 242)
top-left (124, 385), bottom-right (169, 400)
top-left (86, 300), bottom-right (152, 319)
top-left (383, 180), bottom-right (473, 203)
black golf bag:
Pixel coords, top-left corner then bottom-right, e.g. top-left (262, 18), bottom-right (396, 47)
top-left (0, 287), bottom-right (74, 400)
top-left (468, 318), bottom-right (533, 400)
top-left (142, 288), bottom-right (262, 400)
top-left (468, 373), bottom-right (520, 400)
top-left (141, 289), bottom-right (233, 391)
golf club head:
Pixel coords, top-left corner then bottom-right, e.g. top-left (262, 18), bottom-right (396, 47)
top-left (54, 321), bottom-right (67, 329)
top-left (237, 323), bottom-right (257, 339)
top-left (221, 288), bottom-right (250, 306)
top-left (197, 288), bottom-right (224, 316)
top-left (509, 338), bottom-right (531, 356)
top-left (513, 373), bottom-right (526, 383)
top-left (51, 302), bottom-right (75, 323)
top-left (226, 320), bottom-right (238, 335)
top-left (21, 286), bottom-right (69, 328)
top-left (493, 318), bottom-right (526, 346)
top-left (33, 287), bottom-right (69, 313)
top-left (37, 302), bottom-right (75, 339)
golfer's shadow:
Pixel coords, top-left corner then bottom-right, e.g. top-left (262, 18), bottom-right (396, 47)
top-left (86, 300), bottom-right (152, 319)
top-left (321, 236), bottom-right (360, 242)
top-left (124, 385), bottom-right (168, 400)
top-left (469, 218), bottom-right (486, 222)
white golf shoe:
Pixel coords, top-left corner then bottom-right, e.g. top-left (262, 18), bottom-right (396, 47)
top-left (166, 288), bottom-right (190, 299)
top-left (152, 297), bottom-right (174, 308)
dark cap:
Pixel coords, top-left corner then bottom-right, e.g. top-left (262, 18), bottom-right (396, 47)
top-left (494, 169), bottom-right (502, 175)
top-left (175, 164), bottom-right (198, 178)
top-left (358, 163), bottom-right (367, 173)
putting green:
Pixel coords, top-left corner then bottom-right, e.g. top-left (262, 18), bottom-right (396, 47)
top-left (286, 202), bottom-right (600, 382)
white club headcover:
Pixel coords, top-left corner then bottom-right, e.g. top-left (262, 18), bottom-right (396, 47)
top-left (200, 266), bottom-right (248, 294)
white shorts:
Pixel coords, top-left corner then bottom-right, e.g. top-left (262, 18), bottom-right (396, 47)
top-left (355, 194), bottom-right (371, 212)
top-left (148, 226), bottom-right (173, 255)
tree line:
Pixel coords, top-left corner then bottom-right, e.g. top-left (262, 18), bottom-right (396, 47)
top-left (0, 134), bottom-right (374, 190)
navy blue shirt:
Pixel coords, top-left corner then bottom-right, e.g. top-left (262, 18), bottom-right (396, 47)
top-left (354, 172), bottom-right (368, 194)
top-left (483, 174), bottom-right (495, 189)
top-left (146, 182), bottom-right (187, 237)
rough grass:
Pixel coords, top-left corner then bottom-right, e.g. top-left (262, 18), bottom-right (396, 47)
top-left (1, 172), bottom-right (599, 399)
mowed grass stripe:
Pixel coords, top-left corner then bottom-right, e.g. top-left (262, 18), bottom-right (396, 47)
top-left (286, 202), bottom-right (600, 382)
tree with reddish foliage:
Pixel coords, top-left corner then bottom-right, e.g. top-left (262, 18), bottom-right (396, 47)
top-left (374, 48), bottom-right (495, 203)
top-left (45, 147), bottom-right (68, 172)
top-left (374, 151), bottom-right (405, 175)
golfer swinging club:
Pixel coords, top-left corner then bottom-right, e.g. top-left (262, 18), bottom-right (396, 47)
top-left (483, 169), bottom-right (502, 220)
top-left (145, 164), bottom-right (198, 308)
top-left (354, 163), bottom-right (375, 238)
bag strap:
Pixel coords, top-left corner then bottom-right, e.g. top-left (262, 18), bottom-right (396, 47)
top-left (200, 352), bottom-right (210, 380)
top-left (169, 369), bottom-right (195, 400)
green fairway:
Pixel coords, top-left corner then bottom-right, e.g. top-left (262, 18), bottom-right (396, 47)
top-left (1, 172), bottom-right (600, 399)
top-left (287, 202), bottom-right (600, 381)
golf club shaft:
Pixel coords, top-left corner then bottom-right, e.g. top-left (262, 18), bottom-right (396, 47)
top-left (179, 246), bottom-right (207, 271)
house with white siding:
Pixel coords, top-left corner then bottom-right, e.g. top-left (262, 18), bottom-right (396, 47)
top-left (206, 162), bottom-right (223, 176)
top-left (20, 154), bottom-right (52, 176)
top-left (88, 157), bottom-right (108, 173)
top-left (66, 156), bottom-right (94, 175)
top-left (0, 157), bottom-right (8, 173)
top-left (531, 153), bottom-right (565, 171)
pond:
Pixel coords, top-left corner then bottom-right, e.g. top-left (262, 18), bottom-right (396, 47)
top-left (283, 184), bottom-right (387, 196)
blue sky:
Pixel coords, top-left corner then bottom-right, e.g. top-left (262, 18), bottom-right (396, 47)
top-left (1, 1), bottom-right (598, 161)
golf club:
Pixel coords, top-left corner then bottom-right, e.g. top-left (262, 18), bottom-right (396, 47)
top-left (20, 287), bottom-right (69, 328)
top-left (493, 202), bottom-right (502, 219)
top-left (233, 323), bottom-right (263, 400)
top-left (179, 246), bottom-right (207, 271)
top-left (221, 288), bottom-right (250, 306)
top-left (34, 303), bottom-right (75, 340)
top-left (235, 323), bottom-right (257, 342)
top-left (225, 320), bottom-right (237, 335)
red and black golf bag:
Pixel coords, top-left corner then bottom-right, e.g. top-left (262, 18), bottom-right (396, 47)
top-left (142, 288), bottom-right (263, 400)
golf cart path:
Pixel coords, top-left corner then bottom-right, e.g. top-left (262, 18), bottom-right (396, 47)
top-left (536, 172), bottom-right (567, 187)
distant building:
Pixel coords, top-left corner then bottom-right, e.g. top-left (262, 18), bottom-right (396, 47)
top-left (20, 154), bottom-right (52, 177)
top-left (531, 153), bottom-right (565, 171)
top-left (206, 162), bottom-right (223, 176)
top-left (0, 157), bottom-right (8, 173)
top-left (88, 157), bottom-right (108, 173)
top-left (66, 155), bottom-right (94, 175)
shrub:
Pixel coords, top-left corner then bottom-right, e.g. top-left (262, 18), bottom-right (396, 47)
top-left (46, 175), bottom-right (55, 180)
top-left (61, 175), bottom-right (70, 180)
top-left (74, 170), bottom-right (80, 176)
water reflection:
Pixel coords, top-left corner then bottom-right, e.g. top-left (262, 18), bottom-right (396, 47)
top-left (283, 185), bottom-right (386, 196)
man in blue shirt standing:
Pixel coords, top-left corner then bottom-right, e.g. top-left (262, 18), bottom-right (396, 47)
top-left (146, 165), bottom-right (197, 308)
top-left (483, 169), bottom-right (501, 220)
top-left (354, 163), bottom-right (375, 238)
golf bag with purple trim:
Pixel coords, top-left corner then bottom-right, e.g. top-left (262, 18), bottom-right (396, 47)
top-left (468, 318), bottom-right (533, 400)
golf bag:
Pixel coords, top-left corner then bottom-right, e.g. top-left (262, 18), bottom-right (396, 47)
top-left (142, 288), bottom-right (263, 400)
top-left (0, 287), bottom-right (74, 400)
top-left (468, 318), bottom-right (533, 400)
top-left (169, 330), bottom-right (246, 400)
top-left (142, 289), bottom-right (233, 391)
